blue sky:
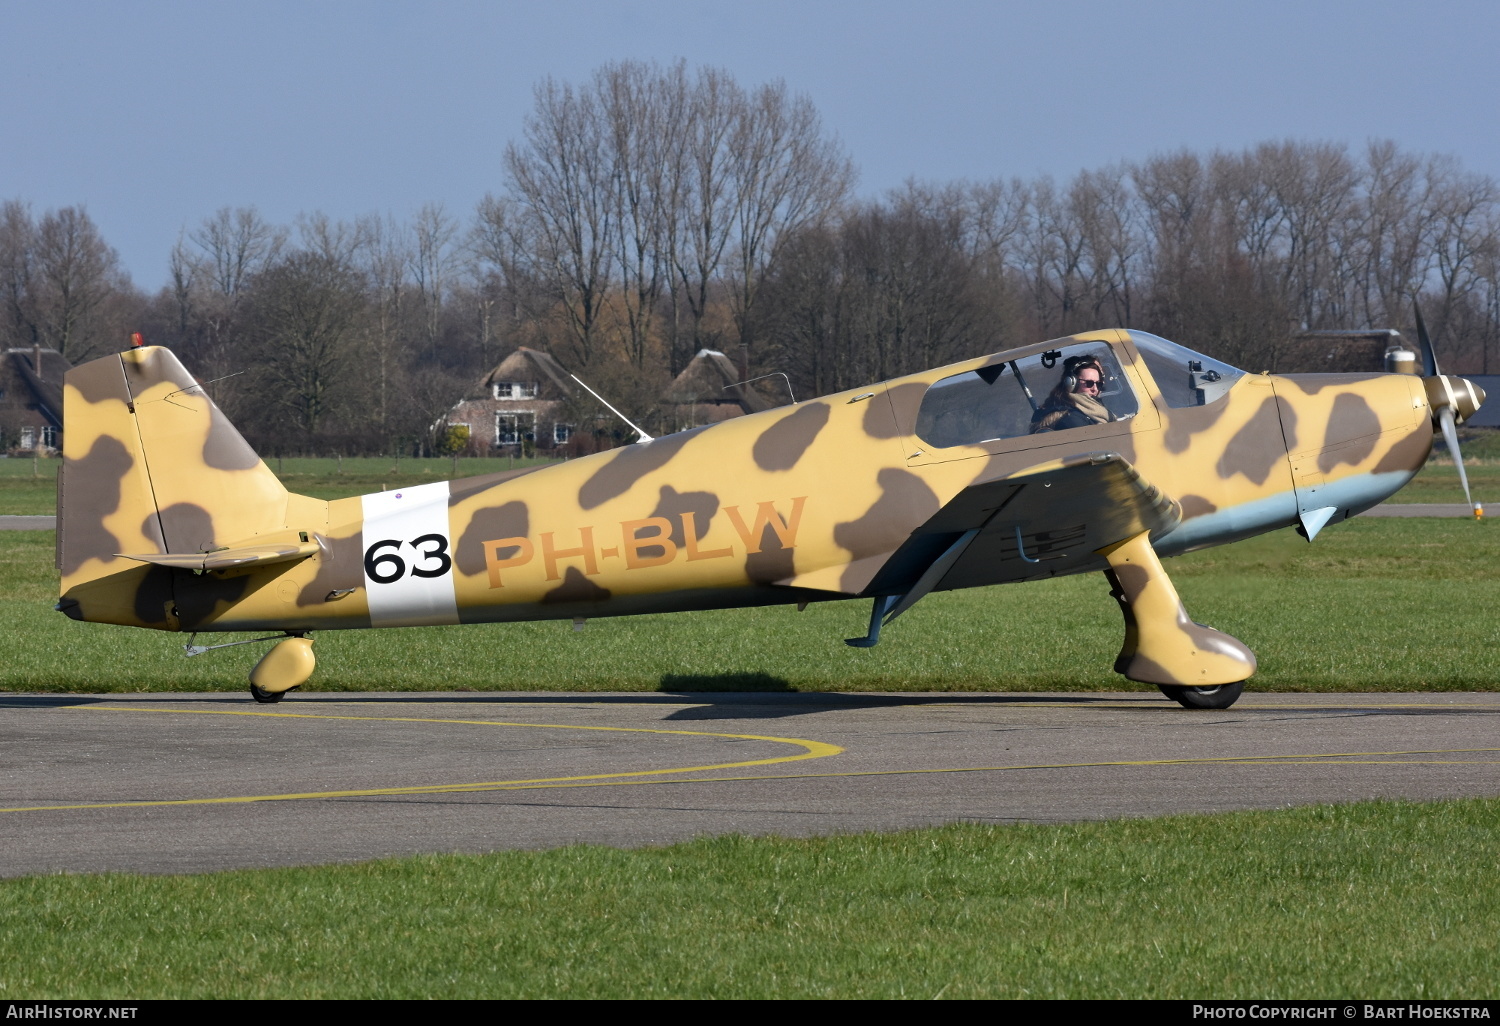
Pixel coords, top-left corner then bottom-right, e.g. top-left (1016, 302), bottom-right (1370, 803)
top-left (4, 0), bottom-right (1497, 289)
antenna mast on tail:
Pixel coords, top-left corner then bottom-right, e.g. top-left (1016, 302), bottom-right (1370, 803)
top-left (568, 374), bottom-right (654, 443)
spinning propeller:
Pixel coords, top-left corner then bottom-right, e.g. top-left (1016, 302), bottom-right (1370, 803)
top-left (1414, 304), bottom-right (1487, 520)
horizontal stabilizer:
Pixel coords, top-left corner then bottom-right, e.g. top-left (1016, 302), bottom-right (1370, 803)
top-left (119, 541), bottom-right (320, 574)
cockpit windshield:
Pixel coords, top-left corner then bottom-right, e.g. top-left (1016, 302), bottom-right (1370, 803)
top-left (915, 340), bottom-right (1139, 449)
top-left (1128, 331), bottom-right (1245, 407)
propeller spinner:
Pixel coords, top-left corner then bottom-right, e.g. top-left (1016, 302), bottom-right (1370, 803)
top-left (1414, 304), bottom-right (1488, 520)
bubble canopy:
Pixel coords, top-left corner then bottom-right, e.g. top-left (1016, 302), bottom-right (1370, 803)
top-left (1127, 330), bottom-right (1245, 408)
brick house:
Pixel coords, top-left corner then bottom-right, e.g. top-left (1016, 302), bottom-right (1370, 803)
top-left (446, 347), bottom-right (576, 453)
top-left (1, 346), bottom-right (68, 454)
top-left (447, 345), bottom-right (780, 454)
top-left (659, 349), bottom-right (770, 433)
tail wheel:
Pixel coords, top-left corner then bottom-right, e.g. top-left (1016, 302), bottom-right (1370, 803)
top-left (1158, 681), bottom-right (1245, 710)
top-left (249, 683), bottom-right (287, 704)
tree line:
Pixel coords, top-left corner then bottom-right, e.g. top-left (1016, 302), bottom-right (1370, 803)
top-left (4, 60), bottom-right (1498, 455)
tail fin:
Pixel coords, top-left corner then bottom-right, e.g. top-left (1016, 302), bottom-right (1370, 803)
top-left (58, 346), bottom-right (313, 629)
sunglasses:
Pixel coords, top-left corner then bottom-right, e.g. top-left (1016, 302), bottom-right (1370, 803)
top-left (1077, 378), bottom-right (1101, 389)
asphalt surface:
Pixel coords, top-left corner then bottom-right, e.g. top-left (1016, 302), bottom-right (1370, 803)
top-left (1, 690), bottom-right (1498, 877)
top-left (1361, 503), bottom-right (1480, 517)
top-left (0, 516), bottom-right (55, 530)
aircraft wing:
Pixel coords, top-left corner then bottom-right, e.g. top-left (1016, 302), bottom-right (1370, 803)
top-left (864, 451), bottom-right (1182, 603)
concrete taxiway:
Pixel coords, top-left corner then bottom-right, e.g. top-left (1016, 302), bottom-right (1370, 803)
top-left (1, 691), bottom-right (1498, 877)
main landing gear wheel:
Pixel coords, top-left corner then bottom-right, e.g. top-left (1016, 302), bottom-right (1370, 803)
top-left (1158, 681), bottom-right (1245, 710)
top-left (249, 683), bottom-right (288, 704)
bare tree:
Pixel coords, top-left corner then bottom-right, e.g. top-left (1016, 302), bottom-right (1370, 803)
top-left (31, 206), bottom-right (128, 360)
top-left (725, 80), bottom-right (855, 372)
top-left (670, 66), bottom-right (743, 370)
top-left (503, 76), bottom-right (617, 368)
top-left (186, 207), bottom-right (287, 390)
top-left (357, 214), bottom-right (413, 432)
top-left (410, 203), bottom-right (459, 361)
top-left (246, 251), bottom-right (364, 438)
top-left (596, 61), bottom-right (689, 370)
top-left (0, 200), bottom-right (38, 348)
top-left (191, 206), bottom-right (287, 301)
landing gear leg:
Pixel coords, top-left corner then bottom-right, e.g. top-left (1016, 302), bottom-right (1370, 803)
top-left (1099, 531), bottom-right (1254, 709)
top-left (248, 635), bottom-right (316, 703)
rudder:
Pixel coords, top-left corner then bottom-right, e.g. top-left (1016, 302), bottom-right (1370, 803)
top-left (58, 346), bottom-right (316, 629)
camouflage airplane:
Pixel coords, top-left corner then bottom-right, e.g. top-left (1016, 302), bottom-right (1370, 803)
top-left (55, 322), bottom-right (1485, 710)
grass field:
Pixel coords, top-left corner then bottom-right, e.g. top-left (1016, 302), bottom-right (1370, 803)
top-left (1, 799), bottom-right (1495, 998)
top-left (0, 455), bottom-right (560, 515)
top-left (3, 513), bottom-right (1495, 693)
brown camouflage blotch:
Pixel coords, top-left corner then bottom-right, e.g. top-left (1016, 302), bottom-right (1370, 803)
top-left (744, 522), bottom-right (796, 585)
top-left (58, 435), bottom-right (132, 576)
top-left (1276, 396), bottom-right (1299, 451)
top-left (1178, 495), bottom-right (1219, 520)
top-left (456, 501), bottom-right (529, 576)
top-left (201, 405), bottom-right (264, 471)
top-left (122, 346), bottom-right (197, 396)
top-left (542, 566), bottom-right (612, 604)
top-left (67, 354), bottom-right (131, 405)
top-left (1285, 373), bottom-right (1383, 395)
top-left (752, 402), bottom-right (830, 471)
top-left (448, 466), bottom-right (549, 506)
top-left (1119, 651), bottom-right (1183, 686)
top-left (578, 427), bottom-right (704, 510)
top-left (1162, 400), bottom-right (1230, 454)
top-left (139, 513), bottom-right (167, 553)
top-left (1110, 562), bottom-right (1151, 602)
top-left (867, 382), bottom-right (924, 439)
top-left (649, 486), bottom-right (718, 548)
top-left (1216, 397), bottom-right (1291, 485)
top-left (175, 571), bottom-right (253, 630)
top-left (1371, 427), bottom-right (1433, 475)
top-left (158, 503), bottom-right (217, 553)
top-left (1317, 393), bottom-right (1381, 472)
top-left (131, 564), bottom-right (177, 628)
top-left (833, 468), bottom-right (941, 562)
top-left (298, 533), bottom-right (364, 607)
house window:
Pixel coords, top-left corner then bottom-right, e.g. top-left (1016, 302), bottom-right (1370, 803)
top-left (40, 426), bottom-right (57, 449)
top-left (20, 427), bottom-right (35, 450)
top-left (493, 381), bottom-right (539, 399)
top-left (553, 423), bottom-right (572, 445)
top-left (495, 412), bottom-right (535, 445)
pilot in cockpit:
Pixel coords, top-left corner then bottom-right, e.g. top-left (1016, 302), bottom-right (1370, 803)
top-left (1029, 355), bottom-right (1116, 433)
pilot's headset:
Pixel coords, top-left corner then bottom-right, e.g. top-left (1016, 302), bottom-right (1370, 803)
top-left (1061, 355), bottom-right (1104, 392)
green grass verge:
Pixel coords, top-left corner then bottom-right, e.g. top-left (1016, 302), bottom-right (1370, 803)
top-left (0, 456), bottom-right (562, 514)
top-left (1, 799), bottom-right (1495, 998)
top-left (1396, 463), bottom-right (1498, 504)
top-left (6, 515), bottom-right (1496, 692)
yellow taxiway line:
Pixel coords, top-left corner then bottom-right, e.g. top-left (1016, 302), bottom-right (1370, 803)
top-left (3, 707), bottom-right (1497, 814)
top-left (0, 705), bottom-right (841, 814)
